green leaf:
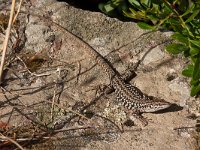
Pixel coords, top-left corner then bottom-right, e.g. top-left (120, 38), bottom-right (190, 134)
top-left (183, 49), bottom-right (190, 57)
top-left (129, 8), bottom-right (147, 20)
top-left (98, 3), bottom-right (115, 14)
top-left (190, 46), bottom-right (200, 56)
top-left (190, 20), bottom-right (200, 28)
top-left (185, 9), bottom-right (200, 23)
top-left (171, 33), bottom-right (188, 44)
top-left (146, 13), bottom-right (159, 22)
top-left (182, 64), bottom-right (194, 77)
top-left (98, 0), bottom-right (122, 14)
top-left (166, 43), bottom-right (189, 54)
top-left (141, 0), bottom-right (151, 8)
top-left (151, 0), bottom-right (162, 5)
top-left (129, 7), bottom-right (137, 14)
top-left (128, 0), bottom-right (143, 9)
top-left (167, 18), bottom-right (180, 26)
top-left (104, 5), bottom-right (115, 12)
top-left (190, 83), bottom-right (200, 96)
top-left (152, 3), bottom-right (160, 11)
top-left (190, 40), bottom-right (200, 48)
top-left (191, 56), bottom-right (197, 63)
top-left (162, 1), bottom-right (176, 14)
top-left (181, 3), bottom-right (195, 17)
top-left (123, 10), bottom-right (136, 19)
top-left (190, 78), bottom-right (199, 85)
top-left (123, 8), bottom-right (142, 19)
top-left (193, 57), bottom-right (200, 80)
top-left (137, 22), bottom-right (155, 29)
top-left (179, 0), bottom-right (189, 12)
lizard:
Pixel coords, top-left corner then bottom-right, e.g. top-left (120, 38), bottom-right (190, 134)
top-left (63, 29), bottom-right (173, 126)
top-left (68, 32), bottom-right (172, 126)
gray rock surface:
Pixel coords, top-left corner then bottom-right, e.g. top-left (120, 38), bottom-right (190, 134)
top-left (0, 0), bottom-right (199, 149)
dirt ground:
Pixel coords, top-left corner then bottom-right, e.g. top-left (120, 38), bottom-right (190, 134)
top-left (0, 0), bottom-right (199, 149)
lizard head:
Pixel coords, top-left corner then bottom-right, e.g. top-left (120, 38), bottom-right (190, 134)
top-left (142, 97), bottom-right (172, 113)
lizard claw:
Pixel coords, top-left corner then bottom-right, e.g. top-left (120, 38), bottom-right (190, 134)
top-left (129, 113), bottom-right (148, 127)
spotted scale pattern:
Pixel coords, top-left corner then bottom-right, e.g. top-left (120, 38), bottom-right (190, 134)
top-left (82, 40), bottom-right (171, 113)
top-left (112, 76), bottom-right (171, 113)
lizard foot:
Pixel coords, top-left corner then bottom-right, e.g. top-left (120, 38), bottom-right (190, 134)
top-left (129, 113), bottom-right (148, 127)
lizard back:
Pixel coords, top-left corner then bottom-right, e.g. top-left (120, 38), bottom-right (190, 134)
top-left (83, 41), bottom-right (171, 112)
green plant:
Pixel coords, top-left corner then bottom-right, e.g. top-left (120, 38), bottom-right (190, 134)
top-left (99, 0), bottom-right (200, 96)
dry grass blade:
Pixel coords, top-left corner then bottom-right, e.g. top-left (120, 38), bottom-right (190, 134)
top-left (50, 86), bottom-right (57, 121)
top-left (12, 0), bottom-right (23, 24)
top-left (0, 133), bottom-right (25, 150)
top-left (0, 0), bottom-right (16, 82)
top-left (44, 99), bottom-right (88, 120)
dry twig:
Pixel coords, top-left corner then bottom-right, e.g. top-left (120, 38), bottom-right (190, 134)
top-left (50, 85), bottom-right (57, 121)
top-left (44, 99), bottom-right (88, 120)
top-left (12, 0), bottom-right (23, 24)
top-left (0, 133), bottom-right (24, 150)
top-left (0, 0), bottom-right (16, 82)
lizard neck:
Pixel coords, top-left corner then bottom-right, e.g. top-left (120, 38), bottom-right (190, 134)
top-left (90, 50), bottom-right (117, 79)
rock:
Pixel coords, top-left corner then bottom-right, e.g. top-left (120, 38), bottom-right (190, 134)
top-left (142, 46), bottom-right (165, 65)
top-left (168, 77), bottom-right (190, 106)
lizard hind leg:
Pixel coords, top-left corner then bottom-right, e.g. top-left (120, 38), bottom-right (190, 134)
top-left (128, 110), bottom-right (148, 127)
